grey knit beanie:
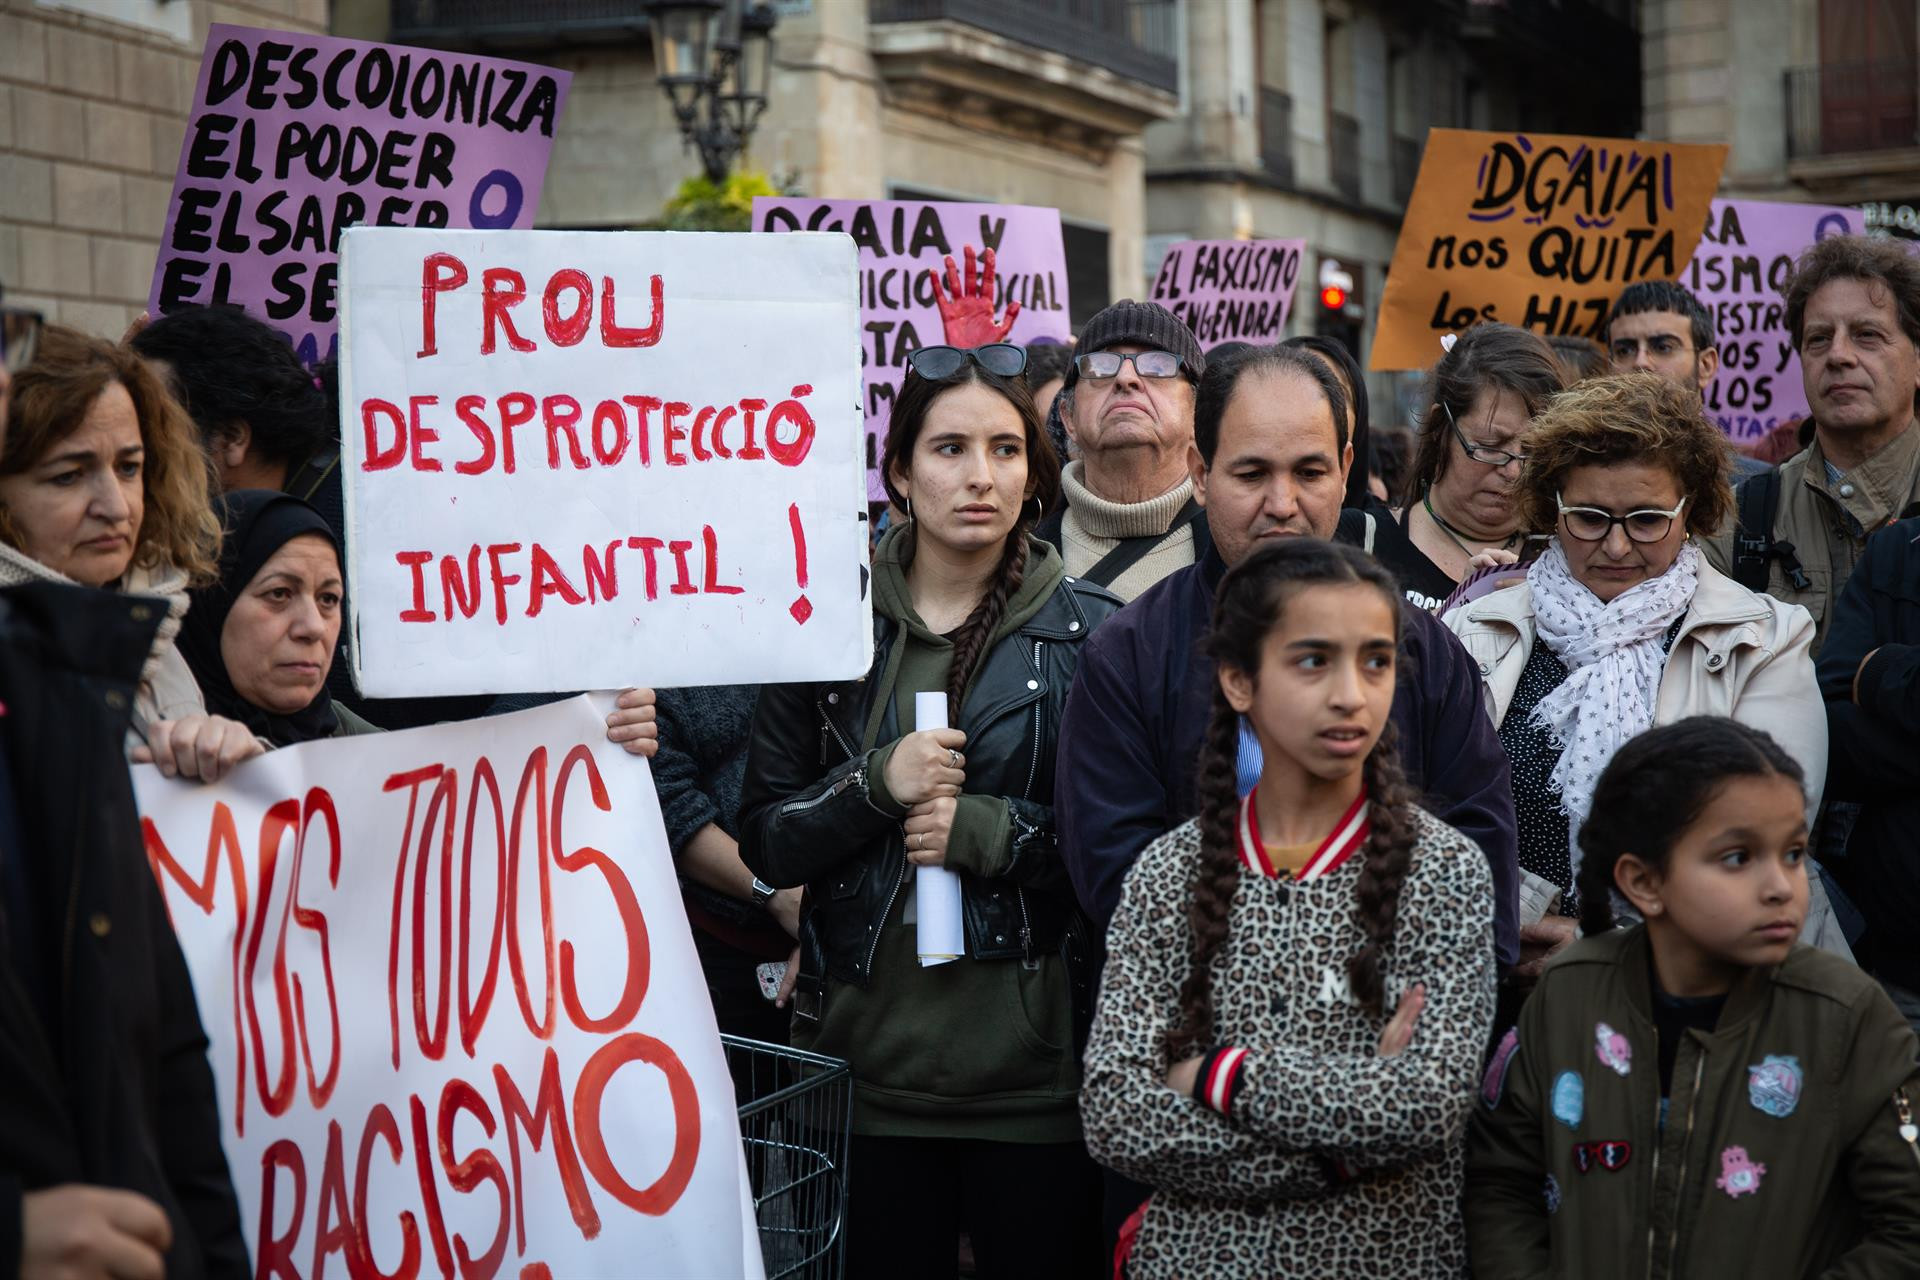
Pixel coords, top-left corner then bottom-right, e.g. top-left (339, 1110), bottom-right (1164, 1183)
top-left (1065, 299), bottom-right (1205, 388)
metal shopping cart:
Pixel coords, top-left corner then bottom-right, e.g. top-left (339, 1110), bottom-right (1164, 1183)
top-left (722, 1036), bottom-right (852, 1280)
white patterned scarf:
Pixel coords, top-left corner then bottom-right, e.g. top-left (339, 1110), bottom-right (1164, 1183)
top-left (1525, 538), bottom-right (1700, 853)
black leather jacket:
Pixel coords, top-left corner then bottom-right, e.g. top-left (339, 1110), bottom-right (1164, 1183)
top-left (739, 574), bottom-right (1121, 997)
top-left (0, 583), bottom-right (246, 1280)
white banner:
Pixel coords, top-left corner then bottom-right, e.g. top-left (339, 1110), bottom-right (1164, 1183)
top-left (135, 696), bottom-right (763, 1279)
top-left (339, 227), bottom-right (872, 696)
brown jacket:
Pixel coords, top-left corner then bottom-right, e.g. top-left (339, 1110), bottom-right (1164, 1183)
top-left (1466, 927), bottom-right (1920, 1279)
top-left (1704, 423), bottom-right (1920, 653)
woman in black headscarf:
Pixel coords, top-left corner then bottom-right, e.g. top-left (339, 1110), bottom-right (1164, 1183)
top-left (176, 489), bottom-right (370, 746)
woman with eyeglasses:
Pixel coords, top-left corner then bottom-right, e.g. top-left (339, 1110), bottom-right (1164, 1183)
top-left (1445, 373), bottom-right (1826, 979)
top-left (739, 340), bottom-right (1120, 1278)
top-left (1377, 323), bottom-right (1563, 611)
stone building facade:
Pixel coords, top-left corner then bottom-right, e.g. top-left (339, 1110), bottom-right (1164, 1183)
top-left (346, 0), bottom-right (1182, 326)
top-left (1643, 0), bottom-right (1920, 239)
top-left (0, 0), bottom-right (328, 334)
top-left (1145, 0), bottom-right (1638, 410)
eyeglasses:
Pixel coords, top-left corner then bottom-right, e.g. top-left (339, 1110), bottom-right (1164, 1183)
top-left (0, 287), bottom-right (43, 376)
top-left (1608, 334), bottom-right (1693, 362)
top-left (1073, 349), bottom-right (1184, 381)
top-left (1571, 1140), bottom-right (1632, 1173)
top-left (1557, 493), bottom-right (1688, 543)
top-left (907, 343), bottom-right (1028, 381)
top-left (1443, 403), bottom-right (1528, 469)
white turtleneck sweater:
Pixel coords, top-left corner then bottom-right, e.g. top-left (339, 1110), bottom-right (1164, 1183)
top-left (1058, 461), bottom-right (1199, 603)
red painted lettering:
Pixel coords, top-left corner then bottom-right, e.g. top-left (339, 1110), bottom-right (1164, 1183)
top-left (573, 1034), bottom-right (699, 1216)
top-left (494, 1050), bottom-right (601, 1252)
top-left (541, 269), bottom-right (593, 347)
top-left (480, 268), bottom-right (535, 355)
top-left (362, 399), bottom-right (407, 471)
top-left (454, 395), bottom-right (495, 475)
top-left (436, 1081), bottom-right (509, 1280)
top-left (419, 252), bottom-right (469, 359)
top-left (497, 393), bottom-right (535, 475)
top-left (599, 273), bottom-right (663, 348)
top-left (552, 747), bottom-right (647, 1032)
top-left (542, 396), bottom-right (587, 470)
top-left (441, 547), bottom-right (482, 621)
top-left (702, 526), bottom-right (743, 595)
top-left (257, 1140), bottom-right (308, 1280)
top-left (527, 544), bottom-right (586, 618)
top-left (398, 551), bottom-right (435, 622)
top-left (486, 544), bottom-right (523, 626)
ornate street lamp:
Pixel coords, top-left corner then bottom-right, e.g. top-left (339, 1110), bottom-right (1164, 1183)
top-left (646, 0), bottom-right (778, 183)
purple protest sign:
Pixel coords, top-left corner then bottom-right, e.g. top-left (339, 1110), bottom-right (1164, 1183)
top-left (148, 25), bottom-right (570, 365)
top-left (1149, 239), bottom-right (1305, 345)
top-left (753, 197), bottom-right (1070, 499)
top-left (1687, 199), bottom-right (1861, 442)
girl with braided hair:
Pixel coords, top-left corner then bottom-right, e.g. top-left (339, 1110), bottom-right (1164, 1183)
top-left (1080, 536), bottom-right (1496, 1279)
top-left (740, 341), bottom-right (1121, 1278)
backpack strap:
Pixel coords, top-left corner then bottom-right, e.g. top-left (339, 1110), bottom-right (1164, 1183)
top-left (1731, 469), bottom-right (1810, 593)
top-left (1079, 498), bottom-right (1205, 589)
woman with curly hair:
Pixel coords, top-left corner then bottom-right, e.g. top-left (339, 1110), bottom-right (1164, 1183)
top-left (2, 325), bottom-right (260, 781)
top-left (1445, 372), bottom-right (1826, 974)
top-left (1080, 537), bottom-right (1496, 1279)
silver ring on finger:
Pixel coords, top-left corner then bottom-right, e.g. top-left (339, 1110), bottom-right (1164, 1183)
top-left (912, 832), bottom-right (922, 850)
top-left (947, 748), bottom-right (961, 769)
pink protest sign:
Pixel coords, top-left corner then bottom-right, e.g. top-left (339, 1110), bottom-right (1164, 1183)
top-left (1149, 239), bottom-right (1306, 345)
top-left (753, 197), bottom-right (1070, 499)
top-left (148, 25), bottom-right (570, 365)
top-left (1686, 199), bottom-right (1861, 442)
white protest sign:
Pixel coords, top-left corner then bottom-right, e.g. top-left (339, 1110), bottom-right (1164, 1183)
top-left (135, 696), bottom-right (763, 1279)
top-left (339, 228), bottom-right (871, 696)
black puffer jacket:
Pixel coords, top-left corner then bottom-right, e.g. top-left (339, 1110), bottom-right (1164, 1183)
top-left (0, 582), bottom-right (246, 1280)
top-left (739, 555), bottom-right (1121, 996)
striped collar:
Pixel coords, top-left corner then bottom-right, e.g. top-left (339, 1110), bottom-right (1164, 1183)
top-left (1236, 789), bottom-right (1370, 881)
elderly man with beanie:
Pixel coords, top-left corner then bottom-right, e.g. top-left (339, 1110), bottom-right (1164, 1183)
top-left (1038, 300), bottom-right (1208, 601)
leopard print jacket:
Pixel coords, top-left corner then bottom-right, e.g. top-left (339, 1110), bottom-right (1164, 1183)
top-left (1081, 806), bottom-right (1497, 1279)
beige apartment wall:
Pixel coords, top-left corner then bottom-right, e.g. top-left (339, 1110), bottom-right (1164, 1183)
top-left (0, 0), bottom-right (327, 337)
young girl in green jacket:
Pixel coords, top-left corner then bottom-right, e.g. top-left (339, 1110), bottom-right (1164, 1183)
top-left (1467, 716), bottom-right (1920, 1279)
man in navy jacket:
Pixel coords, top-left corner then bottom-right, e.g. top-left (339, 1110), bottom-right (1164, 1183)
top-left (1816, 516), bottom-right (1920, 1031)
top-left (1057, 346), bottom-right (1520, 967)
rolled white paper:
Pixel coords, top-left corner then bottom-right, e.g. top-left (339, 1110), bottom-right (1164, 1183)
top-left (913, 690), bottom-right (965, 967)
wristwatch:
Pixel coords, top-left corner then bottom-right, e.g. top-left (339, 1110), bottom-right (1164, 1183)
top-left (750, 877), bottom-right (778, 907)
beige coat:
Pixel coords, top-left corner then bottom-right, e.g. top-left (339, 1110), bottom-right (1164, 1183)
top-left (1444, 555), bottom-right (1827, 815)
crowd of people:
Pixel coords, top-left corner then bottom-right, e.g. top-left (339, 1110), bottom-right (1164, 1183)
top-left (1, 227), bottom-right (1918, 1279)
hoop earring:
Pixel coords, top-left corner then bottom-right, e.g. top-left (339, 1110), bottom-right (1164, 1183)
top-left (1022, 495), bottom-right (1042, 523)
top-left (904, 496), bottom-right (913, 522)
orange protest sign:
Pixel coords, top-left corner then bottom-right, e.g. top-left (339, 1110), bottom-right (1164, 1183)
top-left (1370, 129), bottom-right (1728, 371)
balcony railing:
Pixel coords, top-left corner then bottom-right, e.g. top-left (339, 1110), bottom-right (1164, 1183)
top-left (1261, 88), bottom-right (1294, 187)
top-left (870, 0), bottom-right (1179, 93)
top-left (1787, 61), bottom-right (1920, 159)
top-left (1329, 110), bottom-right (1362, 201)
top-left (390, 0), bottom-right (651, 45)
top-left (1391, 133), bottom-right (1421, 205)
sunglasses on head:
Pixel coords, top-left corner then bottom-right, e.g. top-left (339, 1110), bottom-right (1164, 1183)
top-left (907, 343), bottom-right (1028, 381)
top-left (1073, 348), bottom-right (1184, 381)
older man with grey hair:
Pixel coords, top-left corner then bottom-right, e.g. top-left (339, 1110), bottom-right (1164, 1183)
top-left (1037, 300), bottom-right (1208, 602)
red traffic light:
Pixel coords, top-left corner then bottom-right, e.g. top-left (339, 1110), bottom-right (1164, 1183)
top-left (1320, 284), bottom-right (1347, 310)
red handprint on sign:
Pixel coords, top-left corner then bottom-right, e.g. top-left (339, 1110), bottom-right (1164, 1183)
top-left (930, 245), bottom-right (1022, 347)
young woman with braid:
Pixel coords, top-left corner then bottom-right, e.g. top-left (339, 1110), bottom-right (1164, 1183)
top-left (739, 341), bottom-right (1121, 1278)
top-left (1080, 537), bottom-right (1497, 1279)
